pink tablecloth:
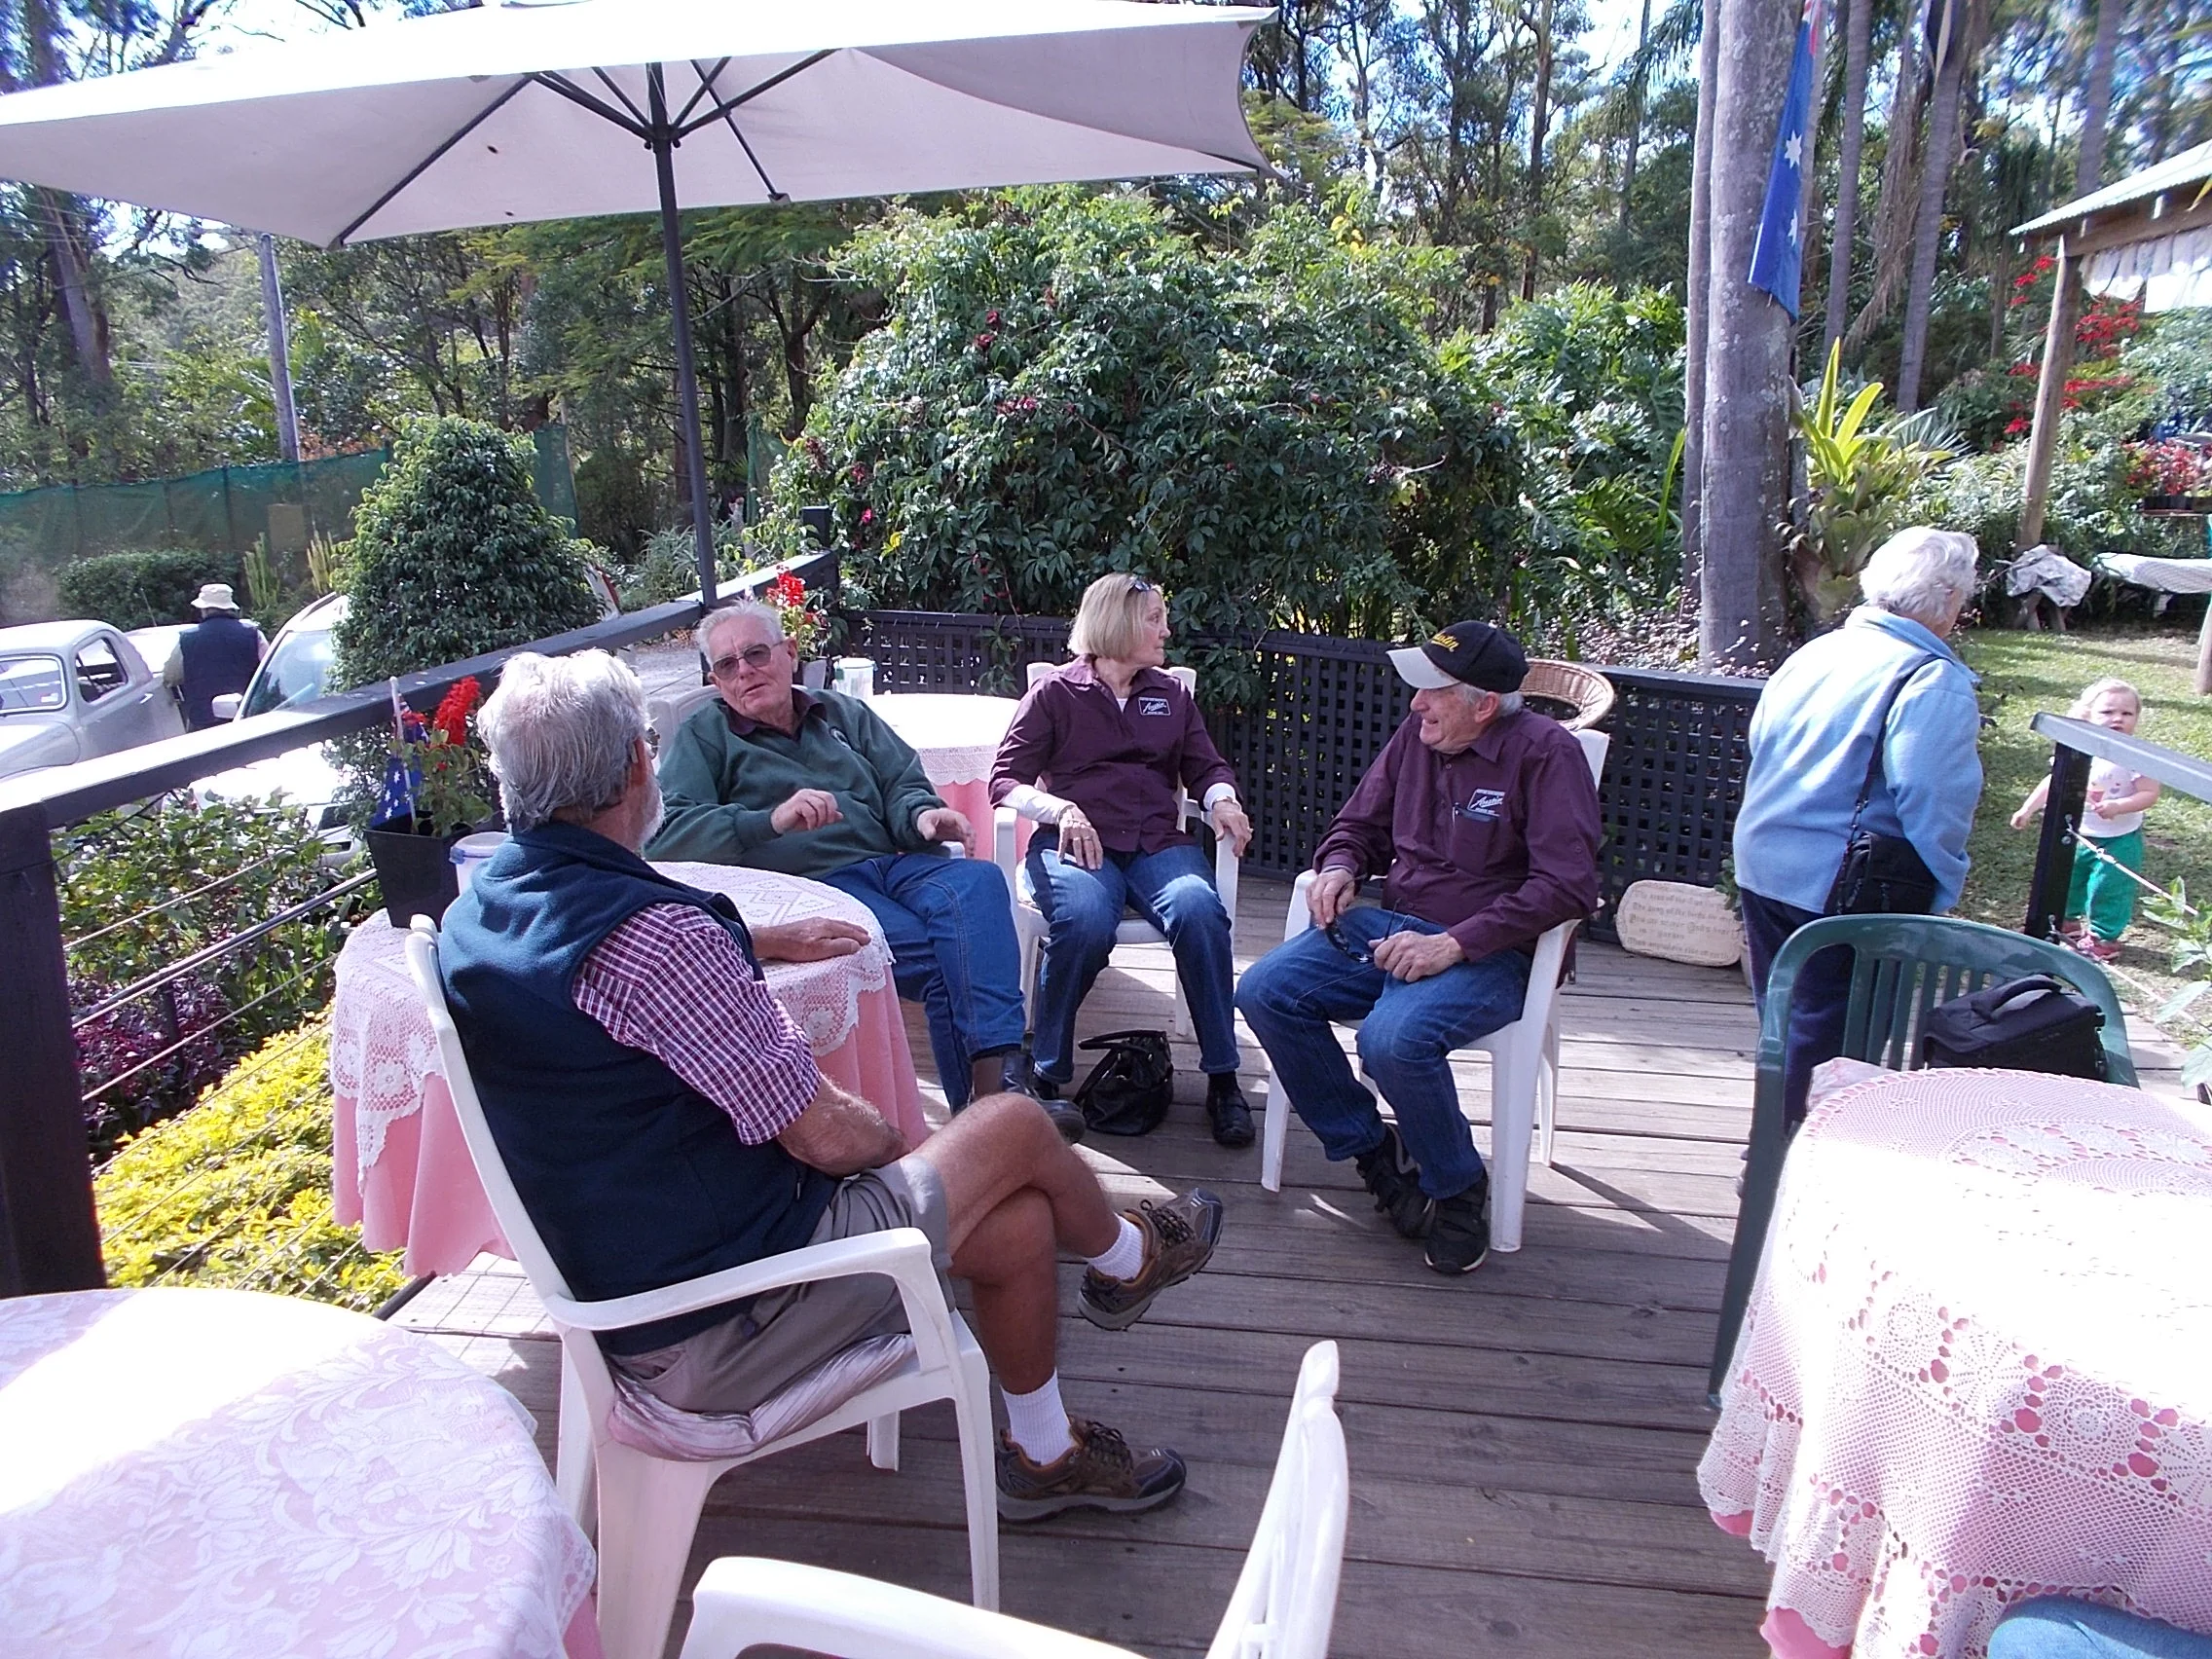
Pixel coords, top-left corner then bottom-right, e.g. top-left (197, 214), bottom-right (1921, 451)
top-left (868, 692), bottom-right (1028, 851)
top-left (332, 863), bottom-right (930, 1276)
top-left (0, 1287), bottom-right (599, 1658)
top-left (1700, 1069), bottom-right (2212, 1659)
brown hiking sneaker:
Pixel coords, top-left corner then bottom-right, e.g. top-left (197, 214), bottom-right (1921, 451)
top-left (1078, 1190), bottom-right (1225, 1331)
top-left (995, 1419), bottom-right (1188, 1522)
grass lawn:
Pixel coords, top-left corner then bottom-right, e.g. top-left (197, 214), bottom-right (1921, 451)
top-left (1954, 622), bottom-right (2212, 1054)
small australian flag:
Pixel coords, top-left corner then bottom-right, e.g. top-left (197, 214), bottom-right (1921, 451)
top-left (1748, 0), bottom-right (1821, 317)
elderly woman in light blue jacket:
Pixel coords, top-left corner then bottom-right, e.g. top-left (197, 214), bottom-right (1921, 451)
top-left (1733, 527), bottom-right (1985, 1123)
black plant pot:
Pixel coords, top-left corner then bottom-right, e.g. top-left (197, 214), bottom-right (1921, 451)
top-left (365, 818), bottom-right (461, 928)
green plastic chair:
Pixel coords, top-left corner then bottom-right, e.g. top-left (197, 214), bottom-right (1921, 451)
top-left (1709, 913), bottom-right (2136, 1403)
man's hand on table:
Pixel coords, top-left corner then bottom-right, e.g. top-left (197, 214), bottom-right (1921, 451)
top-left (1372, 929), bottom-right (1465, 983)
top-left (916, 806), bottom-right (977, 858)
top-left (1307, 866), bottom-right (1358, 927)
top-left (771, 788), bottom-right (842, 834)
top-left (752, 918), bottom-right (870, 963)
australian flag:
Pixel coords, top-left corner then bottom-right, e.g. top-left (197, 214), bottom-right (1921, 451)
top-left (1749, 0), bottom-right (1821, 316)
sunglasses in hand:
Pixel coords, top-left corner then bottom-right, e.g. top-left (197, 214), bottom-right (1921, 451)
top-left (1323, 920), bottom-right (1376, 964)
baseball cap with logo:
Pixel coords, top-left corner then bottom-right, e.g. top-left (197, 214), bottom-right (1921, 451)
top-left (1386, 620), bottom-right (1529, 693)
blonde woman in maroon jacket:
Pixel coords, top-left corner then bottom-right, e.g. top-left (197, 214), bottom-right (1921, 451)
top-left (990, 574), bottom-right (1256, 1146)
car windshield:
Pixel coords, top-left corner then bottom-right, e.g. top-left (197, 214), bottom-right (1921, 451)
top-left (0, 653), bottom-right (67, 714)
top-left (241, 622), bottom-right (336, 719)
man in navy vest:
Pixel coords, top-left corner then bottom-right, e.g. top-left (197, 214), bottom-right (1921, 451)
top-left (439, 649), bottom-right (1225, 1521)
top-left (162, 582), bottom-right (267, 730)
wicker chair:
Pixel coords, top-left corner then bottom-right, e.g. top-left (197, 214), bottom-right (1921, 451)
top-left (1520, 659), bottom-right (1615, 730)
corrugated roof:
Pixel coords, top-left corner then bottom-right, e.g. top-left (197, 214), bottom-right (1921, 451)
top-left (2013, 137), bottom-right (2212, 238)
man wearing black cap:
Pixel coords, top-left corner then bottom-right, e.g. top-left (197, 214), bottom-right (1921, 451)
top-left (1235, 621), bottom-right (1601, 1273)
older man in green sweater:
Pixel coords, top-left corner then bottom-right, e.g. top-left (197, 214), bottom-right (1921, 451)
top-left (652, 601), bottom-right (1077, 1137)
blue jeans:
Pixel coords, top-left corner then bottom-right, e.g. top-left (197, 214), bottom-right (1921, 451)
top-left (1740, 887), bottom-right (1852, 1127)
top-left (1992, 1599), bottom-right (2212, 1659)
top-left (822, 854), bottom-right (1028, 1109)
top-left (1024, 838), bottom-right (1240, 1085)
top-left (1235, 906), bottom-right (1530, 1201)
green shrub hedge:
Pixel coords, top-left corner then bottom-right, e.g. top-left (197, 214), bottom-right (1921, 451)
top-left (95, 1017), bottom-right (407, 1310)
top-left (57, 547), bottom-right (242, 630)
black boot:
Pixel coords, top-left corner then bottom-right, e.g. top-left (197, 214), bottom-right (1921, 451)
top-left (1204, 1073), bottom-right (1255, 1148)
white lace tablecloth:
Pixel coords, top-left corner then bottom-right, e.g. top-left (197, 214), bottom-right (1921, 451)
top-left (332, 863), bottom-right (894, 1183)
top-left (0, 1287), bottom-right (597, 1658)
top-left (868, 692), bottom-right (1019, 789)
top-left (1700, 1069), bottom-right (2212, 1659)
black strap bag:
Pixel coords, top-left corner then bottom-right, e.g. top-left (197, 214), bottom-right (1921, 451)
top-left (1825, 654), bottom-right (1942, 917)
top-left (1921, 974), bottom-right (2109, 1080)
top-left (1071, 1029), bottom-right (1174, 1137)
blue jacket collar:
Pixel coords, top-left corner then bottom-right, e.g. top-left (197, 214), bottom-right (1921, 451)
top-left (1847, 607), bottom-right (1977, 682)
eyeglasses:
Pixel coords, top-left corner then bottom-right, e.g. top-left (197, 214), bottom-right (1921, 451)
top-left (1126, 576), bottom-right (1154, 594)
top-left (708, 642), bottom-right (781, 680)
top-left (1323, 921), bottom-right (1373, 964)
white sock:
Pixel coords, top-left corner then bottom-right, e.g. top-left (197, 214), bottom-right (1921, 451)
top-left (1085, 1216), bottom-right (1146, 1282)
top-left (1002, 1374), bottom-right (1076, 1464)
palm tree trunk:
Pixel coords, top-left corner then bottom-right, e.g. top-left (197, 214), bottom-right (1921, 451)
top-left (1822, 0), bottom-right (1873, 353)
top-left (1842, 16), bottom-right (1924, 353)
top-left (1681, 0), bottom-right (1724, 585)
top-left (1522, 0), bottom-right (1558, 300)
top-left (1619, 0), bottom-right (1655, 227)
top-left (2075, 0), bottom-right (2122, 194)
top-left (1896, 0), bottom-right (1987, 412)
top-left (1697, 0), bottom-right (1797, 667)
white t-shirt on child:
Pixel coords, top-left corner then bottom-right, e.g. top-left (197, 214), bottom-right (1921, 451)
top-left (2084, 756), bottom-right (2145, 837)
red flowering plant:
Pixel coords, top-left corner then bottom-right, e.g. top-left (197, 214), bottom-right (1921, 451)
top-left (765, 571), bottom-right (829, 659)
top-left (2122, 440), bottom-right (2212, 499)
top-left (376, 676), bottom-right (492, 837)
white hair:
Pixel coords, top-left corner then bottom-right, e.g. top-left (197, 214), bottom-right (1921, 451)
top-left (1859, 527), bottom-right (1980, 624)
top-left (695, 600), bottom-right (783, 663)
top-left (1448, 683), bottom-right (1524, 718)
top-left (477, 650), bottom-right (648, 830)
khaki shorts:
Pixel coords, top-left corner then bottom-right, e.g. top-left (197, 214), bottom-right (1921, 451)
top-left (610, 1153), bottom-right (949, 1417)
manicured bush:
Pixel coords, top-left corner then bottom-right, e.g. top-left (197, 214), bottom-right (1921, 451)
top-left (56, 547), bottom-right (241, 630)
top-left (758, 188), bottom-right (1525, 678)
top-left (95, 1018), bottom-right (407, 1310)
top-left (331, 416), bottom-right (602, 692)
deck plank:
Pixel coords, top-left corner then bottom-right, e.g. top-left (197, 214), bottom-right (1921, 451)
top-left (399, 875), bottom-right (1773, 1656)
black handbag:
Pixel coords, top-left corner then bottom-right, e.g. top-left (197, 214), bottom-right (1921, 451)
top-left (1921, 974), bottom-right (2109, 1080)
top-left (1071, 1029), bottom-right (1174, 1137)
top-left (1825, 655), bottom-right (1941, 917)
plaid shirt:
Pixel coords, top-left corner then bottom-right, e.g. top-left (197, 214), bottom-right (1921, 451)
top-left (572, 902), bottom-right (821, 1145)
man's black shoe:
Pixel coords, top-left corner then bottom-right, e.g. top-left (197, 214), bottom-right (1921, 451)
top-left (994, 1052), bottom-right (1087, 1145)
top-left (1204, 1073), bottom-right (1255, 1148)
top-left (1353, 1124), bottom-right (1434, 1239)
top-left (1424, 1174), bottom-right (1491, 1274)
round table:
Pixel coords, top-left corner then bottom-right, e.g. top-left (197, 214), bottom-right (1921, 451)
top-left (1699, 1068), bottom-right (2212, 1659)
top-left (867, 692), bottom-right (1019, 833)
top-left (331, 863), bottom-right (930, 1276)
top-left (0, 1286), bottom-right (598, 1658)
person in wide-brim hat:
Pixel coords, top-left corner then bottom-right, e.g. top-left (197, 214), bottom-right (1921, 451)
top-left (165, 579), bottom-right (267, 731)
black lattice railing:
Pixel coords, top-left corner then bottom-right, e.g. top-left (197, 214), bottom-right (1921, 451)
top-left (856, 610), bottom-right (1765, 936)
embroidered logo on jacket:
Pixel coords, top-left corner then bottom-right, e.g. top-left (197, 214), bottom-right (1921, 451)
top-left (1136, 695), bottom-right (1171, 718)
top-left (1458, 788), bottom-right (1506, 822)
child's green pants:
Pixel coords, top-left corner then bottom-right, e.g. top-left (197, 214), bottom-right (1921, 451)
top-left (2066, 828), bottom-right (2146, 942)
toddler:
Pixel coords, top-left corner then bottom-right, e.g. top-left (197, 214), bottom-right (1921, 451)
top-left (2010, 678), bottom-right (2160, 963)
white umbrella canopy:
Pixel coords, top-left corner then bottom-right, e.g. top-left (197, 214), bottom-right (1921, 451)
top-left (0, 0), bottom-right (1269, 585)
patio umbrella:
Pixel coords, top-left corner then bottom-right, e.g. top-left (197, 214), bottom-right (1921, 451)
top-left (0, 0), bottom-right (1269, 594)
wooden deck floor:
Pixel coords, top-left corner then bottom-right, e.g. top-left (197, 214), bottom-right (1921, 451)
top-left (398, 877), bottom-right (1791, 1657)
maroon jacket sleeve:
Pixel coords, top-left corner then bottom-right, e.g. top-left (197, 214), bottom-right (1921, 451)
top-left (1310, 723), bottom-right (1408, 880)
top-left (1444, 734), bottom-right (1603, 961)
top-left (1174, 692), bottom-right (1237, 803)
top-left (988, 681), bottom-right (1056, 805)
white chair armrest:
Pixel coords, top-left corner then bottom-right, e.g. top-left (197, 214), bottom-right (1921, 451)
top-left (678, 1558), bottom-right (1134, 1659)
top-left (540, 1229), bottom-right (963, 1372)
top-left (1285, 867), bottom-right (1318, 942)
top-left (992, 804), bottom-right (1019, 881)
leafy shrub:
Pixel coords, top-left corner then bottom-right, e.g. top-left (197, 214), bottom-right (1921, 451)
top-left (331, 416), bottom-right (601, 691)
top-left (1458, 282), bottom-right (1687, 639)
top-left (57, 796), bottom-right (354, 1147)
top-left (1925, 435), bottom-right (2200, 571)
top-left (574, 448), bottom-right (659, 563)
top-left (620, 521), bottom-right (747, 609)
top-left (757, 189), bottom-right (1525, 679)
top-left (57, 547), bottom-right (241, 630)
top-left (2125, 309), bottom-right (2212, 432)
top-left (95, 1017), bottom-right (407, 1310)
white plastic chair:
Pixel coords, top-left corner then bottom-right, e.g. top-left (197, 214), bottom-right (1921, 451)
top-left (675, 1339), bottom-right (1348, 1659)
top-left (402, 920), bottom-right (1000, 1659)
top-left (1257, 727), bottom-right (1609, 1254)
top-left (992, 662), bottom-right (1239, 1043)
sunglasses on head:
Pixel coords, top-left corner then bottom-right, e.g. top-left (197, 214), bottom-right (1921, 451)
top-left (1126, 576), bottom-right (1154, 594)
top-left (708, 642), bottom-right (782, 680)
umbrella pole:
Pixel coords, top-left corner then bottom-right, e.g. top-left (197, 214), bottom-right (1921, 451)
top-left (648, 69), bottom-right (719, 606)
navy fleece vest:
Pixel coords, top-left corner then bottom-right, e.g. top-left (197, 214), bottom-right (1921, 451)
top-left (177, 614), bottom-right (262, 730)
top-left (438, 821), bottom-right (834, 1352)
